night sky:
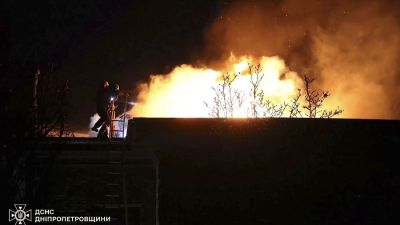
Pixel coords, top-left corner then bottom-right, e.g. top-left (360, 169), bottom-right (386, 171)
top-left (1, 0), bottom-right (233, 134)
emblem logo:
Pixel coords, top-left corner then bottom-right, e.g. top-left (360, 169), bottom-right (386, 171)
top-left (9, 204), bottom-right (32, 225)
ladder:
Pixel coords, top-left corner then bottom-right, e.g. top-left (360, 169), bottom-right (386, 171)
top-left (109, 94), bottom-right (129, 139)
top-left (103, 94), bottom-right (129, 225)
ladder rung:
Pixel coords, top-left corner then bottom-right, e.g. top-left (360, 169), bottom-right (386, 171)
top-left (107, 172), bottom-right (120, 175)
top-left (107, 183), bottom-right (120, 186)
top-left (108, 161), bottom-right (120, 164)
top-left (104, 206), bottom-right (119, 209)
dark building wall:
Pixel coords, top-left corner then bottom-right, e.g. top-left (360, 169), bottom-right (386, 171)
top-left (128, 118), bottom-right (400, 225)
top-left (33, 140), bottom-right (158, 225)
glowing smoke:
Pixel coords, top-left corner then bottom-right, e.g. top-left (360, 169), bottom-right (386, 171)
top-left (201, 0), bottom-right (400, 119)
top-left (126, 0), bottom-right (400, 119)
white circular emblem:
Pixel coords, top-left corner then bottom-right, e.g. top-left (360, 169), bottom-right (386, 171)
top-left (15, 210), bottom-right (26, 222)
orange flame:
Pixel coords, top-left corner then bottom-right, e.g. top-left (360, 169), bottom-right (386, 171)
top-left (130, 53), bottom-right (303, 118)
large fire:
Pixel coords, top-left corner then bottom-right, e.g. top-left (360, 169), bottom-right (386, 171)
top-left (131, 54), bottom-right (306, 118)
top-left (85, 0), bottom-right (400, 137)
top-left (128, 0), bottom-right (400, 119)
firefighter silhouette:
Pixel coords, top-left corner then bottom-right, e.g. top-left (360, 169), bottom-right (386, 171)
top-left (92, 82), bottom-right (120, 139)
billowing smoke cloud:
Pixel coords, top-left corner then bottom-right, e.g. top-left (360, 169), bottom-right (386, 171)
top-left (129, 0), bottom-right (400, 119)
top-left (201, 0), bottom-right (400, 119)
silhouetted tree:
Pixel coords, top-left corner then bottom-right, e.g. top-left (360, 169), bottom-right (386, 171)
top-left (288, 89), bottom-right (303, 118)
top-left (204, 72), bottom-right (243, 118)
top-left (303, 75), bottom-right (344, 118)
top-left (0, 60), bottom-right (72, 209)
top-left (205, 65), bottom-right (344, 120)
top-left (249, 64), bottom-right (264, 118)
